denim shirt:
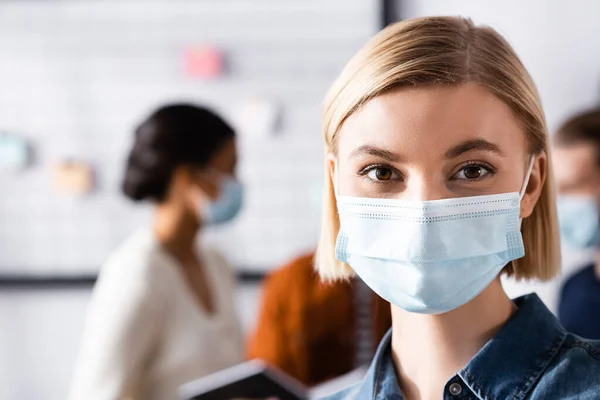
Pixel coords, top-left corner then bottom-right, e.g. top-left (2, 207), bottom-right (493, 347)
top-left (322, 294), bottom-right (600, 399)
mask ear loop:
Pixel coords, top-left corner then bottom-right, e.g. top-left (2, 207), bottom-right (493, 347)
top-left (332, 159), bottom-right (339, 197)
top-left (519, 156), bottom-right (535, 199)
top-left (518, 156), bottom-right (535, 227)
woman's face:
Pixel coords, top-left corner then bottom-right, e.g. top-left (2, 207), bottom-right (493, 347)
top-left (553, 142), bottom-right (600, 199)
top-left (168, 138), bottom-right (238, 219)
top-left (332, 84), bottom-right (545, 218)
top-left (194, 137), bottom-right (238, 201)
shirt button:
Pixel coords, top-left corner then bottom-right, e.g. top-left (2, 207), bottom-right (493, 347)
top-left (449, 382), bottom-right (462, 396)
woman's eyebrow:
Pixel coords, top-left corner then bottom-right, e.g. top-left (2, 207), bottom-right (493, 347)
top-left (350, 145), bottom-right (404, 162)
top-left (444, 138), bottom-right (505, 159)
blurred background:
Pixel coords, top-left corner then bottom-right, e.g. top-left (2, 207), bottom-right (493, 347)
top-left (0, 0), bottom-right (599, 399)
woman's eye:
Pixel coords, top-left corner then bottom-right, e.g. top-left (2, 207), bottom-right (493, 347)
top-left (454, 164), bottom-right (492, 180)
top-left (366, 167), bottom-right (398, 181)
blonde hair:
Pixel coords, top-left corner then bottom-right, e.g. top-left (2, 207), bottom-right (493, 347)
top-left (316, 16), bottom-right (561, 282)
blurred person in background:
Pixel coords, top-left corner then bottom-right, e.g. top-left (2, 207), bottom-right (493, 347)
top-left (317, 17), bottom-right (600, 399)
top-left (554, 108), bottom-right (600, 339)
top-left (69, 104), bottom-right (244, 400)
top-left (247, 252), bottom-right (391, 386)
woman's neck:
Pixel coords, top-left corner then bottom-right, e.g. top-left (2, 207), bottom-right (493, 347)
top-left (153, 204), bottom-right (200, 263)
top-left (390, 278), bottom-right (515, 400)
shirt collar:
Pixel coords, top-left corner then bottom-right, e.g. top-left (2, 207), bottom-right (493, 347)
top-left (458, 294), bottom-right (567, 399)
top-left (357, 294), bottom-right (567, 400)
top-left (355, 327), bottom-right (398, 400)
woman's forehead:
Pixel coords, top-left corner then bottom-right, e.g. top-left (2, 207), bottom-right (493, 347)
top-left (336, 84), bottom-right (527, 160)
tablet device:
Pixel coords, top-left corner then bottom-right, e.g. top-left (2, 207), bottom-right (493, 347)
top-left (179, 360), bottom-right (308, 400)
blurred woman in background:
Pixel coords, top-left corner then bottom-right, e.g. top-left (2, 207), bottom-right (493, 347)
top-left (69, 104), bottom-right (244, 400)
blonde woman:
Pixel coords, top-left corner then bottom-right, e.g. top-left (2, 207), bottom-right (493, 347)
top-left (317, 17), bottom-right (600, 399)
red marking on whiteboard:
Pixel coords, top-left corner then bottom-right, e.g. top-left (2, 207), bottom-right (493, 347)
top-left (183, 46), bottom-right (224, 79)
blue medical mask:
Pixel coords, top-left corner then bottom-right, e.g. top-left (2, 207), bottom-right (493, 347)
top-left (335, 158), bottom-right (534, 314)
top-left (557, 195), bottom-right (600, 250)
top-left (200, 174), bottom-right (244, 225)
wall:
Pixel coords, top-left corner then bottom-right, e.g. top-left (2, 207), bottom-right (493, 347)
top-left (0, 0), bottom-right (379, 275)
top-left (399, 0), bottom-right (600, 132)
top-left (398, 0), bottom-right (600, 310)
top-left (0, 1), bottom-right (379, 399)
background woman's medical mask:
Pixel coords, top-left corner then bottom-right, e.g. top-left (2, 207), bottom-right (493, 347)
top-left (557, 195), bottom-right (600, 250)
top-left (199, 172), bottom-right (244, 225)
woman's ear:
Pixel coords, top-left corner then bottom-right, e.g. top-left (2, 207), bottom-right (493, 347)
top-left (327, 152), bottom-right (337, 192)
top-left (521, 153), bottom-right (547, 219)
top-left (327, 153), bottom-right (336, 177)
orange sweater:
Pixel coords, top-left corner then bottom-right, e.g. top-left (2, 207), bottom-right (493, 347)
top-left (247, 253), bottom-right (391, 386)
